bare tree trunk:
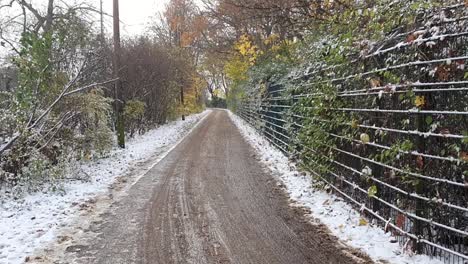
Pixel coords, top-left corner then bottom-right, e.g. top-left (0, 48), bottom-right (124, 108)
top-left (113, 0), bottom-right (125, 148)
top-left (100, 0), bottom-right (104, 47)
top-left (43, 0), bottom-right (54, 33)
top-left (222, 73), bottom-right (229, 98)
top-left (180, 84), bottom-right (185, 121)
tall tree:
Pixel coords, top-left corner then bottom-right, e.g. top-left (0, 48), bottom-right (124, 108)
top-left (113, 0), bottom-right (125, 147)
top-left (155, 0), bottom-right (208, 120)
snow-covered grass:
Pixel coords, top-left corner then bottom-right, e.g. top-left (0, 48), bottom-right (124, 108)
top-left (0, 110), bottom-right (210, 264)
top-left (229, 111), bottom-right (444, 264)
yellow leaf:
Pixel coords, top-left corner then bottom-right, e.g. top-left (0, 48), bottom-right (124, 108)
top-left (369, 78), bottom-right (381, 88)
top-left (415, 96), bottom-right (425, 108)
top-left (359, 218), bottom-right (368, 226)
top-left (360, 133), bottom-right (370, 144)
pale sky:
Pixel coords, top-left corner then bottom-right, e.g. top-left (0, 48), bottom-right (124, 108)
top-left (0, 0), bottom-right (172, 60)
top-left (101, 0), bottom-right (170, 36)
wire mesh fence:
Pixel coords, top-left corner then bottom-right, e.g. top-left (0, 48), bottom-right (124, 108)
top-left (237, 3), bottom-right (468, 263)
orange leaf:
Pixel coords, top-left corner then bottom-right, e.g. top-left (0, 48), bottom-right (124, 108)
top-left (435, 65), bottom-right (450, 81)
top-left (383, 85), bottom-right (392, 93)
top-left (460, 152), bottom-right (468, 162)
top-left (396, 213), bottom-right (406, 229)
top-left (406, 34), bottom-right (416, 43)
top-left (416, 155), bottom-right (424, 170)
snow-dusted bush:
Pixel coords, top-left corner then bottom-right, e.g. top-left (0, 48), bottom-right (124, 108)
top-left (0, 9), bottom-right (115, 197)
top-left (124, 99), bottom-right (146, 137)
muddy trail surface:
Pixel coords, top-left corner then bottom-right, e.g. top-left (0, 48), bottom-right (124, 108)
top-left (62, 110), bottom-right (372, 264)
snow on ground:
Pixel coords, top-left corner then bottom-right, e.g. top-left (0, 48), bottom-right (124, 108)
top-left (0, 110), bottom-right (210, 264)
top-left (229, 111), bottom-right (443, 264)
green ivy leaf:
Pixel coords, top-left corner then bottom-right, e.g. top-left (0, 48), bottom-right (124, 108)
top-left (462, 131), bottom-right (468, 144)
top-left (398, 94), bottom-right (404, 101)
top-left (425, 116), bottom-right (433, 126)
top-left (368, 185), bottom-right (378, 197)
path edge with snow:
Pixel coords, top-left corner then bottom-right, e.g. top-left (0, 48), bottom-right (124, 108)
top-left (228, 110), bottom-right (443, 264)
top-left (0, 110), bottom-right (211, 264)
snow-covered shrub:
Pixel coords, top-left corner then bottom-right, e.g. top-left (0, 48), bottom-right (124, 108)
top-left (0, 11), bottom-right (115, 196)
top-left (124, 99), bottom-right (146, 137)
top-left (66, 88), bottom-right (114, 158)
top-left (18, 154), bottom-right (64, 192)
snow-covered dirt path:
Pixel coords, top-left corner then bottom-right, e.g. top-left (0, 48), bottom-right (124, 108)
top-left (1, 109), bottom-right (444, 264)
top-left (0, 110), bottom-right (210, 264)
top-left (229, 112), bottom-right (444, 264)
top-left (32, 109), bottom-right (371, 264)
